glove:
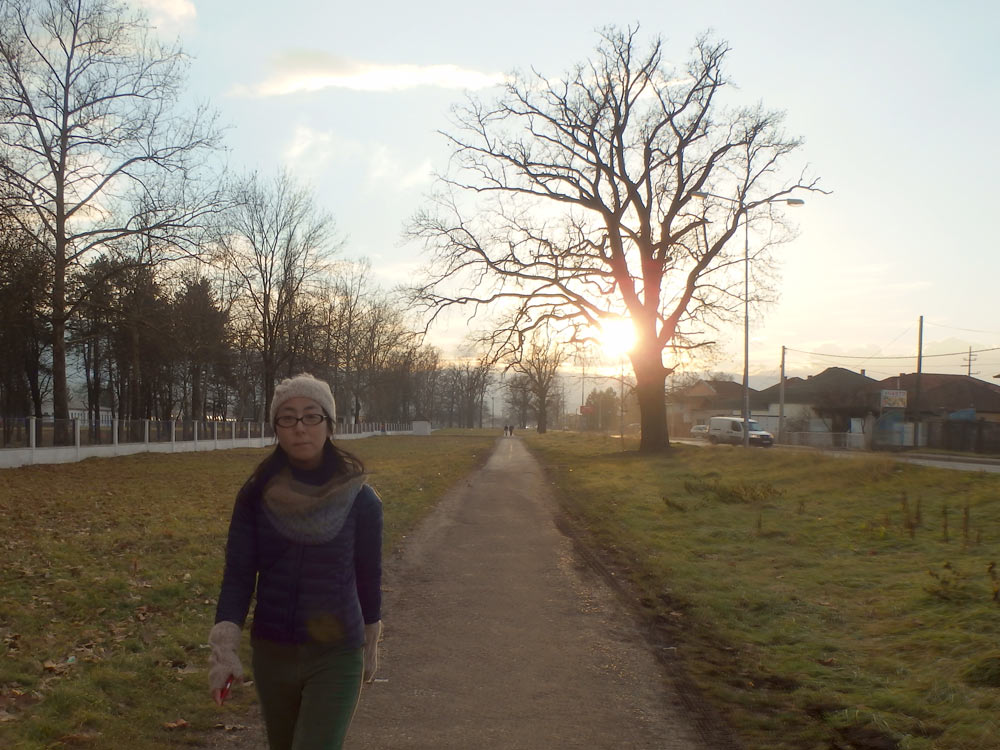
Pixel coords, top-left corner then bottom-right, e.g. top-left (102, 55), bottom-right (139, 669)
top-left (208, 621), bottom-right (243, 699)
top-left (363, 620), bottom-right (382, 683)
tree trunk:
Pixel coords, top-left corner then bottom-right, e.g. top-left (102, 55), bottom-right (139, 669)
top-left (24, 341), bottom-right (43, 419)
top-left (262, 350), bottom-right (276, 422)
top-left (536, 395), bottom-right (548, 434)
top-left (191, 365), bottom-right (203, 421)
top-left (537, 416), bottom-right (547, 433)
top-left (51, 290), bottom-right (68, 420)
top-left (633, 345), bottom-right (670, 453)
top-left (129, 326), bottom-right (141, 422)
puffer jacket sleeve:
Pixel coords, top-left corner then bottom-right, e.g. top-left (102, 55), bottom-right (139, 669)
top-left (214, 482), bottom-right (259, 627)
top-left (354, 485), bottom-right (383, 624)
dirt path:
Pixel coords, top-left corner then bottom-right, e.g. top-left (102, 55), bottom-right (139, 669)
top-left (207, 437), bottom-right (717, 749)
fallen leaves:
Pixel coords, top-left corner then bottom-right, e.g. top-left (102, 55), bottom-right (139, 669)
top-left (163, 718), bottom-right (189, 730)
top-left (54, 731), bottom-right (102, 745)
top-left (0, 685), bottom-right (42, 721)
top-left (42, 658), bottom-right (73, 675)
top-left (214, 722), bottom-right (250, 731)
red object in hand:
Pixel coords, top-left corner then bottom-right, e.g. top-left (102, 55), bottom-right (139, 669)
top-left (220, 675), bottom-right (234, 703)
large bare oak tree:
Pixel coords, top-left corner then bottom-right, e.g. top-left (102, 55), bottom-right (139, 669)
top-left (0, 0), bottom-right (223, 423)
top-left (409, 27), bottom-right (821, 452)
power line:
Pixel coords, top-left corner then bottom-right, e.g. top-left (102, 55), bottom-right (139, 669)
top-left (786, 345), bottom-right (1000, 361)
top-left (868, 325), bottom-right (914, 359)
top-left (924, 320), bottom-right (1000, 335)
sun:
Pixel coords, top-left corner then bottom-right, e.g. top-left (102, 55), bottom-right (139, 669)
top-left (599, 317), bottom-right (637, 357)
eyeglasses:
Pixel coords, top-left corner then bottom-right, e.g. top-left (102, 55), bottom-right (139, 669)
top-left (275, 413), bottom-right (327, 428)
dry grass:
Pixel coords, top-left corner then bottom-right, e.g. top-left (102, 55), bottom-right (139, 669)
top-left (525, 432), bottom-right (1000, 750)
top-left (0, 434), bottom-right (494, 749)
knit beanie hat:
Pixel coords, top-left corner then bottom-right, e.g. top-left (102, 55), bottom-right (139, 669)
top-left (269, 374), bottom-right (336, 426)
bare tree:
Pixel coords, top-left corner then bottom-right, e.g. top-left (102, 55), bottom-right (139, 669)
top-left (310, 263), bottom-right (368, 423)
top-left (217, 171), bottom-right (338, 415)
top-left (584, 386), bottom-right (619, 432)
top-left (408, 346), bottom-right (442, 421)
top-left (505, 332), bottom-right (567, 434)
top-left (504, 374), bottom-right (531, 430)
top-left (409, 27), bottom-right (822, 452)
top-left (437, 356), bottom-right (491, 428)
top-left (0, 0), bottom-right (224, 422)
top-left (351, 298), bottom-right (416, 421)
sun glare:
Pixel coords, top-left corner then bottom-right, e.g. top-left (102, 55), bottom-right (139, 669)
top-left (600, 317), bottom-right (637, 357)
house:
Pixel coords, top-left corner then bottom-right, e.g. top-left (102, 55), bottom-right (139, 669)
top-left (876, 373), bottom-right (1000, 453)
top-left (666, 379), bottom-right (767, 436)
top-left (668, 368), bottom-right (1000, 453)
top-left (40, 397), bottom-right (114, 426)
top-left (877, 373), bottom-right (1000, 422)
top-left (757, 367), bottom-right (880, 434)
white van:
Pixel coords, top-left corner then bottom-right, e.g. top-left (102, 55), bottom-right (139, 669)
top-left (708, 416), bottom-right (774, 447)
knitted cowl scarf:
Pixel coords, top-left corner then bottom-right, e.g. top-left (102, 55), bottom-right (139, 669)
top-left (261, 466), bottom-right (366, 545)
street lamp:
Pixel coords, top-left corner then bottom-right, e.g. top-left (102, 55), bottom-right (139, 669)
top-left (619, 355), bottom-right (625, 450)
top-left (692, 190), bottom-right (805, 447)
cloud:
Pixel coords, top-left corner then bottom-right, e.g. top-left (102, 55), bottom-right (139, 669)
top-left (136, 0), bottom-right (196, 27)
top-left (369, 257), bottom-right (425, 285)
top-left (283, 126), bottom-right (432, 191)
top-left (368, 146), bottom-right (433, 189)
top-left (234, 51), bottom-right (506, 97)
top-left (283, 125), bottom-right (362, 170)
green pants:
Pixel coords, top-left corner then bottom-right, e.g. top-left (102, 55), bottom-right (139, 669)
top-left (251, 639), bottom-right (364, 750)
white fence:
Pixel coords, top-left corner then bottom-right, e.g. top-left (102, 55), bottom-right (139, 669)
top-left (0, 418), bottom-right (425, 469)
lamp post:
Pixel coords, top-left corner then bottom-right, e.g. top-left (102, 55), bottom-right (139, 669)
top-left (692, 191), bottom-right (804, 447)
top-left (619, 355), bottom-right (625, 450)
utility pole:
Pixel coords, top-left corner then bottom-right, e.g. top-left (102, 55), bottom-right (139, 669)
top-left (963, 346), bottom-right (978, 376)
top-left (742, 216), bottom-right (751, 449)
top-left (778, 346), bottom-right (786, 444)
top-left (691, 189), bottom-right (804, 448)
top-left (619, 358), bottom-right (625, 450)
top-left (914, 315), bottom-right (923, 448)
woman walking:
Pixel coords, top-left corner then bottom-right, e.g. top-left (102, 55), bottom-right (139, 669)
top-left (208, 373), bottom-right (383, 749)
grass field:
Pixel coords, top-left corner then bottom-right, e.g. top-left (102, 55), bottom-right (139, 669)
top-left (524, 432), bottom-right (1000, 750)
top-left (0, 434), bottom-right (495, 749)
top-left (6, 430), bottom-right (1000, 749)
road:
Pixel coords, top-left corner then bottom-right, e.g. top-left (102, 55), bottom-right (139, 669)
top-left (203, 437), bottom-right (726, 749)
top-left (349, 436), bottom-right (715, 748)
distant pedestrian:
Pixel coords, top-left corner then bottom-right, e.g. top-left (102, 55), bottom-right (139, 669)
top-left (209, 373), bottom-right (383, 750)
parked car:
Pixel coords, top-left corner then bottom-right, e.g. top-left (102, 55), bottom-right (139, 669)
top-left (707, 416), bottom-right (774, 447)
top-left (689, 424), bottom-right (709, 439)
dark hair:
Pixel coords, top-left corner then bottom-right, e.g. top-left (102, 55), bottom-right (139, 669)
top-left (245, 438), bottom-right (365, 497)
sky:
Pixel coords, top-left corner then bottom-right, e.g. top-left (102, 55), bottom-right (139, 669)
top-left (142, 0), bottom-right (1000, 388)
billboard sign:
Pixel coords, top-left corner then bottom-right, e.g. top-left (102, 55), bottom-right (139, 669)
top-left (880, 389), bottom-right (907, 409)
